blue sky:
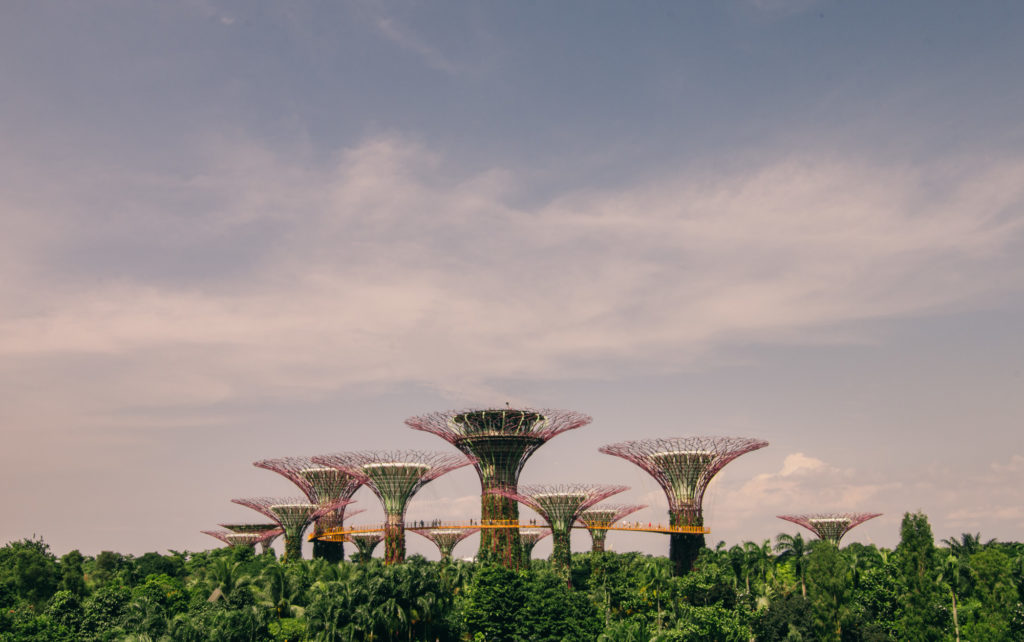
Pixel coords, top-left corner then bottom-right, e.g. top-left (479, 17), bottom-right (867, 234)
top-left (2, 1), bottom-right (1023, 558)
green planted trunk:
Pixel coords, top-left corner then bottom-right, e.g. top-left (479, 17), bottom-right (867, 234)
top-left (478, 490), bottom-right (522, 568)
top-left (589, 528), bottom-right (608, 553)
top-left (668, 510), bottom-right (704, 576)
top-left (384, 515), bottom-right (405, 565)
top-left (283, 527), bottom-right (304, 562)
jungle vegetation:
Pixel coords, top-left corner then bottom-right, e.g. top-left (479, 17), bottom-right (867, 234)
top-left (2, 512), bottom-right (1022, 641)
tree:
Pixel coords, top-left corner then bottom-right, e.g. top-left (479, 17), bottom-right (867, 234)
top-left (805, 543), bottom-right (849, 641)
top-left (517, 568), bottom-right (601, 641)
top-left (962, 548), bottom-right (1018, 641)
top-left (775, 532), bottom-right (808, 597)
top-left (462, 564), bottom-right (526, 642)
top-left (894, 512), bottom-right (947, 641)
top-left (0, 536), bottom-right (60, 609)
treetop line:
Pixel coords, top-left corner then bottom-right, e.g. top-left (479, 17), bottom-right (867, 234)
top-left (208, 407), bottom-right (879, 576)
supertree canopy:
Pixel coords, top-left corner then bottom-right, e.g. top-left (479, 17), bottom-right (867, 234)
top-left (600, 436), bottom-right (768, 575)
top-left (491, 483), bottom-right (627, 577)
top-left (778, 513), bottom-right (882, 546)
top-left (231, 497), bottom-right (349, 562)
top-left (519, 528), bottom-right (551, 561)
top-left (410, 527), bottom-right (480, 562)
top-left (253, 457), bottom-right (363, 563)
top-left (220, 523), bottom-right (284, 554)
top-left (349, 532), bottom-right (385, 563)
top-left (202, 529), bottom-right (282, 549)
top-left (577, 504), bottom-right (646, 553)
top-left (313, 450), bottom-right (473, 564)
top-left (405, 408), bottom-right (591, 567)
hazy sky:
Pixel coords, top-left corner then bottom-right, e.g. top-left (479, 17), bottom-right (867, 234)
top-left (2, 1), bottom-right (1023, 560)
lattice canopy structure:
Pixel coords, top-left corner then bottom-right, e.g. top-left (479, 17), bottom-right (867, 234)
top-left (406, 408), bottom-right (591, 567)
top-left (600, 436), bottom-right (768, 575)
top-left (491, 483), bottom-right (627, 575)
top-left (220, 523), bottom-right (284, 554)
top-left (577, 504), bottom-right (646, 553)
top-left (202, 528), bottom-right (282, 549)
top-left (410, 527), bottom-right (480, 561)
top-left (350, 532), bottom-right (385, 563)
top-left (778, 513), bottom-right (882, 546)
top-left (519, 528), bottom-right (551, 561)
top-left (253, 457), bottom-right (364, 563)
top-left (232, 497), bottom-right (349, 562)
top-left (313, 450), bottom-right (473, 564)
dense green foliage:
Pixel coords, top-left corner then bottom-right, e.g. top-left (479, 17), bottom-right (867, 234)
top-left (3, 512), bottom-right (1024, 640)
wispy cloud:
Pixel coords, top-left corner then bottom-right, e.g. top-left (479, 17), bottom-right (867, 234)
top-left (376, 18), bottom-right (463, 75)
top-left (1, 136), bottom-right (1023, 429)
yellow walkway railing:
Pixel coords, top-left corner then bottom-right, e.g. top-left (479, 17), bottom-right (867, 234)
top-left (312, 519), bottom-right (709, 541)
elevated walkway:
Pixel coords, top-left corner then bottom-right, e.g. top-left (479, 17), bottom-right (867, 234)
top-left (313, 519), bottom-right (709, 542)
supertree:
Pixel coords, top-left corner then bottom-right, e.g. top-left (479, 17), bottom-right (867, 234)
top-left (777, 513), bottom-right (882, 546)
top-left (490, 483), bottom-right (627, 579)
top-left (406, 408), bottom-right (591, 567)
top-left (231, 497), bottom-right (350, 562)
top-left (600, 436), bottom-right (768, 575)
top-left (519, 528), bottom-right (551, 561)
top-left (220, 523), bottom-right (283, 554)
top-left (410, 527), bottom-right (480, 562)
top-left (253, 457), bottom-right (363, 562)
top-left (577, 504), bottom-right (646, 553)
top-left (350, 532), bottom-right (385, 563)
top-left (202, 528), bottom-right (283, 550)
top-left (313, 450), bottom-right (473, 564)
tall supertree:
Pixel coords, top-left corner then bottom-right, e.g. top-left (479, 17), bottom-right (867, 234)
top-left (231, 497), bottom-right (350, 562)
top-left (490, 483), bottom-right (627, 579)
top-left (350, 532), bottom-right (385, 563)
top-left (577, 504), bottom-right (646, 553)
top-left (600, 436), bottom-right (768, 575)
top-left (220, 523), bottom-right (283, 554)
top-left (313, 450), bottom-right (473, 564)
top-left (519, 528), bottom-right (551, 562)
top-left (777, 513), bottom-right (882, 546)
top-left (202, 528), bottom-right (282, 550)
top-left (253, 457), bottom-right (363, 563)
top-left (410, 527), bottom-right (480, 562)
top-left (406, 408), bottom-right (591, 567)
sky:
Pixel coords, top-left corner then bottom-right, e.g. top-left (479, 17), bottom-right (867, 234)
top-left (2, 1), bottom-right (1023, 560)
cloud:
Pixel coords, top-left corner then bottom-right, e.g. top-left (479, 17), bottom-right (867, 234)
top-left (375, 18), bottom-right (462, 75)
top-left (1, 136), bottom-right (1023, 428)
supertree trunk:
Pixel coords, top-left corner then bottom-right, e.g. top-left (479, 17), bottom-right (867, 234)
top-left (590, 529), bottom-right (608, 553)
top-left (384, 514), bottom-right (405, 564)
top-left (479, 489), bottom-right (521, 567)
top-left (313, 539), bottom-right (345, 563)
top-left (550, 529), bottom-right (572, 571)
top-left (283, 527), bottom-right (304, 562)
top-left (669, 510), bottom-right (704, 575)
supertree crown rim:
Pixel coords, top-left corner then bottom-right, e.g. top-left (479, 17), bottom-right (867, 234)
top-left (405, 407), bottom-right (592, 442)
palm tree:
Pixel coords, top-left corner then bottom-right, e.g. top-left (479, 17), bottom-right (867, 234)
top-left (641, 560), bottom-right (672, 632)
top-left (941, 554), bottom-right (962, 642)
top-left (205, 558), bottom-right (250, 601)
top-left (775, 532), bottom-right (809, 598)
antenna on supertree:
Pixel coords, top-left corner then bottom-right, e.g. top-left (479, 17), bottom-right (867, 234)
top-left (519, 528), bottom-right (551, 562)
top-left (219, 523), bottom-right (284, 554)
top-left (777, 513), bottom-right (882, 546)
top-left (231, 497), bottom-right (350, 562)
top-left (600, 436), bottom-right (768, 575)
top-left (202, 528), bottom-right (283, 550)
top-left (409, 527), bottom-right (480, 562)
top-left (577, 504), bottom-right (646, 553)
top-left (490, 483), bottom-right (626, 582)
top-left (349, 532), bottom-right (385, 563)
top-left (253, 456), bottom-right (364, 563)
top-left (406, 407), bottom-right (591, 567)
top-left (313, 450), bottom-right (473, 564)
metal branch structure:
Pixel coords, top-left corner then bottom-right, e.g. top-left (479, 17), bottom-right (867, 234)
top-left (313, 450), bottom-right (473, 564)
top-left (519, 528), bottom-right (551, 562)
top-left (600, 436), bottom-right (768, 575)
top-left (253, 457), bottom-right (364, 562)
top-left (231, 497), bottom-right (349, 562)
top-left (349, 532), bottom-right (385, 563)
top-left (410, 527), bottom-right (480, 562)
top-left (220, 523), bottom-right (284, 554)
top-left (577, 504), bottom-right (646, 553)
top-left (777, 513), bottom-right (882, 546)
top-left (406, 408), bottom-right (591, 567)
top-left (202, 528), bottom-right (282, 549)
top-left (490, 483), bottom-right (627, 576)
